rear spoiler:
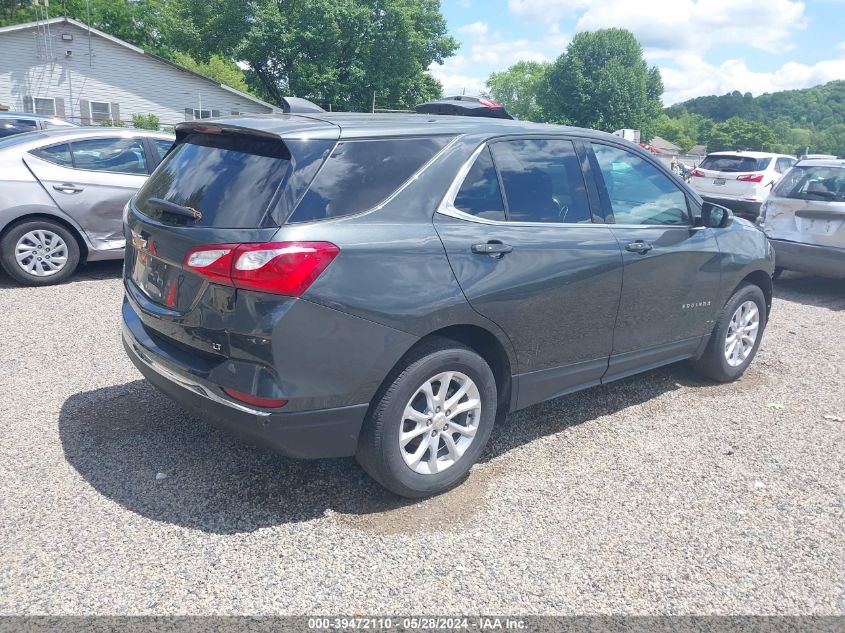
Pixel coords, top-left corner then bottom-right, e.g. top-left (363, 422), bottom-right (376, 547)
top-left (279, 97), bottom-right (326, 113)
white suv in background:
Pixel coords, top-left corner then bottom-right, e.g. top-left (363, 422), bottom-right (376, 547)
top-left (690, 151), bottom-right (797, 219)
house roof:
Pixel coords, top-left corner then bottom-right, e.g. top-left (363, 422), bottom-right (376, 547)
top-left (0, 17), bottom-right (280, 112)
top-left (649, 135), bottom-right (681, 152)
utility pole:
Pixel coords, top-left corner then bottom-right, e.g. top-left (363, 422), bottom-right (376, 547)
top-left (372, 91), bottom-right (376, 114)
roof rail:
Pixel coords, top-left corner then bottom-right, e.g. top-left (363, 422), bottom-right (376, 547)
top-left (279, 97), bottom-right (326, 114)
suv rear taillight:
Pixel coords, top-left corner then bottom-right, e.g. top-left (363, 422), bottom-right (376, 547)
top-left (184, 241), bottom-right (339, 297)
top-left (691, 169), bottom-right (704, 177)
top-left (736, 174), bottom-right (764, 182)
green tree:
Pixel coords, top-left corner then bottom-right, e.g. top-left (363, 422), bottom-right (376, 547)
top-left (170, 52), bottom-right (253, 95)
top-left (168, 0), bottom-right (458, 111)
top-left (538, 28), bottom-right (663, 134)
top-left (486, 61), bottom-right (550, 122)
top-left (706, 117), bottom-right (777, 152)
top-left (651, 114), bottom-right (695, 152)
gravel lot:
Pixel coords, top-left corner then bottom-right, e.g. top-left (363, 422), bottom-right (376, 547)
top-left (0, 261), bottom-right (843, 615)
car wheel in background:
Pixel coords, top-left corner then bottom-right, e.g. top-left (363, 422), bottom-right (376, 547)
top-left (691, 283), bottom-right (767, 382)
top-left (356, 338), bottom-right (497, 498)
top-left (0, 219), bottom-right (80, 286)
top-left (772, 266), bottom-right (784, 281)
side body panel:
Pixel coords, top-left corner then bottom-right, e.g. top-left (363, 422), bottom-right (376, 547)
top-left (24, 152), bottom-right (146, 252)
top-left (435, 213), bottom-right (622, 407)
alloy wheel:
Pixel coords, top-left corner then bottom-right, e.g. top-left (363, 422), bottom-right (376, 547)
top-left (399, 371), bottom-right (481, 475)
top-left (724, 300), bottom-right (760, 367)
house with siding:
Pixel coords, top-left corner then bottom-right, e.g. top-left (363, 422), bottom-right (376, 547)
top-left (0, 17), bottom-right (280, 126)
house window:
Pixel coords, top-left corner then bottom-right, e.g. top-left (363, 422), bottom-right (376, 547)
top-left (90, 101), bottom-right (112, 123)
top-left (193, 109), bottom-right (212, 119)
top-left (34, 98), bottom-right (55, 116)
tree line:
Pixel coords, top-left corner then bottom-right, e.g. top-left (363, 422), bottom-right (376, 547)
top-left (3, 0), bottom-right (841, 156)
top-left (486, 31), bottom-right (844, 157)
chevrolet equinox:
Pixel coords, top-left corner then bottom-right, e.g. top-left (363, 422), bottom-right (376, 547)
top-left (122, 114), bottom-right (774, 497)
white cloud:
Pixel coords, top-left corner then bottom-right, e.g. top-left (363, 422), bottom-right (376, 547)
top-left (509, 0), bottom-right (807, 54)
top-left (661, 53), bottom-right (845, 104)
top-left (427, 63), bottom-right (488, 97)
top-left (457, 21), bottom-right (488, 37)
top-left (429, 23), bottom-right (570, 97)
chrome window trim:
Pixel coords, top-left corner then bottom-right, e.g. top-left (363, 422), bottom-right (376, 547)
top-left (437, 141), bottom-right (697, 230)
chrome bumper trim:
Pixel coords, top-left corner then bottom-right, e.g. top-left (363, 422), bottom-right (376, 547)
top-left (124, 332), bottom-right (272, 417)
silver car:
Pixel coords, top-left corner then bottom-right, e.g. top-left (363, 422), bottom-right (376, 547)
top-left (759, 158), bottom-right (845, 279)
top-left (0, 127), bottom-right (174, 285)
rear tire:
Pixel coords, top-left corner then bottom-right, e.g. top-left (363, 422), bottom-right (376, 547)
top-left (356, 338), bottom-right (497, 498)
top-left (690, 283), bottom-right (767, 382)
top-left (0, 219), bottom-right (80, 286)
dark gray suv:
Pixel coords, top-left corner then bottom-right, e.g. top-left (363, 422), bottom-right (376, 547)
top-left (122, 114), bottom-right (774, 497)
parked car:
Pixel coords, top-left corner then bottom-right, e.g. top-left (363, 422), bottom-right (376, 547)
top-left (759, 158), bottom-right (845, 279)
top-left (0, 111), bottom-right (77, 138)
top-left (122, 115), bottom-right (774, 497)
top-left (415, 96), bottom-right (513, 119)
top-left (690, 151), bottom-right (797, 219)
top-left (0, 127), bottom-right (174, 285)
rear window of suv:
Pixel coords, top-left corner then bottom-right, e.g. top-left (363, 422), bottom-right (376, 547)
top-left (699, 155), bottom-right (772, 172)
top-left (135, 132), bottom-right (332, 228)
top-left (287, 136), bottom-right (452, 223)
top-left (773, 165), bottom-right (845, 201)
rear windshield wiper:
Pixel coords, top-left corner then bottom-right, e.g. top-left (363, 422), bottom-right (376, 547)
top-left (145, 197), bottom-right (202, 220)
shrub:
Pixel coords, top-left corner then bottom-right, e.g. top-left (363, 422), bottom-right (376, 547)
top-left (131, 113), bottom-right (160, 130)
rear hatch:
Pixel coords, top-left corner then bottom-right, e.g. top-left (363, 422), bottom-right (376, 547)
top-left (691, 154), bottom-right (773, 197)
top-left (762, 162), bottom-right (845, 247)
top-left (124, 118), bottom-right (338, 353)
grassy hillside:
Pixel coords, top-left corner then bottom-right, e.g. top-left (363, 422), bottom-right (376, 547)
top-left (662, 81), bottom-right (845, 156)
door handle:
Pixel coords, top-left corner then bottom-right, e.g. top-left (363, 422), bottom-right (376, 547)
top-left (625, 240), bottom-right (653, 254)
top-left (471, 241), bottom-right (513, 258)
top-left (53, 183), bottom-right (83, 194)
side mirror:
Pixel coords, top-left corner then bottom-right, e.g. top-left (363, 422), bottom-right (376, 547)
top-left (698, 202), bottom-right (733, 229)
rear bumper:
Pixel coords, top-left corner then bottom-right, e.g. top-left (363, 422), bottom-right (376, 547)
top-left (769, 239), bottom-right (845, 279)
top-left (122, 315), bottom-right (368, 459)
top-left (700, 195), bottom-right (763, 218)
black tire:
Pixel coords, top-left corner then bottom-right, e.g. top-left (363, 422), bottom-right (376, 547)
top-left (356, 338), bottom-right (497, 498)
top-left (690, 283), bottom-right (767, 382)
top-left (772, 266), bottom-right (784, 281)
top-left (0, 219), bottom-right (80, 286)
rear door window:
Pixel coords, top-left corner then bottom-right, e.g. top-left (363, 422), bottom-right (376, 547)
top-left (491, 138), bottom-right (592, 223)
top-left (288, 136), bottom-right (452, 223)
top-left (30, 142), bottom-right (73, 166)
top-left (69, 138), bottom-right (147, 174)
top-left (699, 155), bottom-right (771, 172)
top-left (135, 132), bottom-right (331, 228)
top-left (453, 147), bottom-right (506, 221)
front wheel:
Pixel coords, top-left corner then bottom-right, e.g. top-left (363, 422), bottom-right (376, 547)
top-left (356, 339), bottom-right (497, 498)
top-left (690, 283), bottom-right (767, 382)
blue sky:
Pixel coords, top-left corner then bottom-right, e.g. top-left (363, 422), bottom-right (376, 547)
top-left (429, 0), bottom-right (845, 105)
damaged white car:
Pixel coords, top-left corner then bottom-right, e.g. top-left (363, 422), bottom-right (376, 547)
top-left (759, 158), bottom-right (845, 279)
top-left (0, 127), bottom-right (173, 285)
